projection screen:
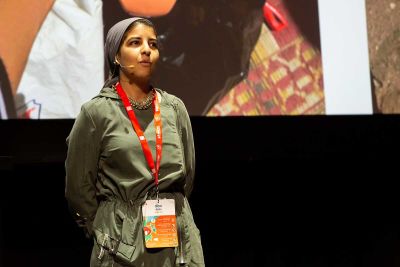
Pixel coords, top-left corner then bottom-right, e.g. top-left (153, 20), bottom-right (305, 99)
top-left (0, 0), bottom-right (373, 119)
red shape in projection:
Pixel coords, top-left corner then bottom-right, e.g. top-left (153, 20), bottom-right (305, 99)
top-left (263, 1), bottom-right (288, 31)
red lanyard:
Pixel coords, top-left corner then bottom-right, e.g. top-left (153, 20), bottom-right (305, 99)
top-left (115, 82), bottom-right (162, 186)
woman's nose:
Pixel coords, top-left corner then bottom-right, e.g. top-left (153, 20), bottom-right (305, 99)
top-left (141, 44), bottom-right (151, 55)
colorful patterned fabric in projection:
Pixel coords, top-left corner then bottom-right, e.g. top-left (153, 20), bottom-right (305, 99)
top-left (208, 0), bottom-right (325, 116)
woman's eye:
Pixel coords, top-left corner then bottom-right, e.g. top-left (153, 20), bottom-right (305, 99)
top-left (129, 40), bottom-right (140, 45)
top-left (150, 42), bottom-right (158, 48)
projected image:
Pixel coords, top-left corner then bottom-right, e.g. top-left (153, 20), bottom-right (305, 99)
top-left (1, 0), bottom-right (324, 118)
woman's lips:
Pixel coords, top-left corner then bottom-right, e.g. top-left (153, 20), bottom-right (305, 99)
top-left (139, 61), bottom-right (151, 67)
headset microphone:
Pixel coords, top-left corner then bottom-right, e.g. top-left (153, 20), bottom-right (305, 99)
top-left (119, 64), bottom-right (135, 69)
top-left (115, 59), bottom-right (135, 69)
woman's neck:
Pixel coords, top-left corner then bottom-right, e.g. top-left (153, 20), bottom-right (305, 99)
top-left (119, 77), bottom-right (151, 101)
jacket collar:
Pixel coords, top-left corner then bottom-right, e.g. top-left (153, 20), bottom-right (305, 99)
top-left (95, 86), bottom-right (162, 101)
top-left (97, 86), bottom-right (119, 99)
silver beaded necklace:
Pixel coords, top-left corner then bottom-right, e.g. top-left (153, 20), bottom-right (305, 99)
top-left (113, 84), bottom-right (155, 110)
top-left (128, 90), bottom-right (155, 110)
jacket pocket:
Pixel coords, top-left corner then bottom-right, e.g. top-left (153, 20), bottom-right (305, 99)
top-left (93, 227), bottom-right (136, 262)
top-left (91, 201), bottom-right (139, 264)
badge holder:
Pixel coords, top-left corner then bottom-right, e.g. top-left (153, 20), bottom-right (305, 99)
top-left (142, 188), bottom-right (179, 248)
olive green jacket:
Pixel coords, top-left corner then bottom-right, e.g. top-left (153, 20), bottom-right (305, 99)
top-left (65, 87), bottom-right (204, 266)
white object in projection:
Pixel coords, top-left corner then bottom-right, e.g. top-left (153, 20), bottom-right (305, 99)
top-left (15, 0), bottom-right (104, 119)
top-left (318, 0), bottom-right (372, 115)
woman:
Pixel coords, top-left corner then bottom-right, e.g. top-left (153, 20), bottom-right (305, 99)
top-left (65, 17), bottom-right (204, 266)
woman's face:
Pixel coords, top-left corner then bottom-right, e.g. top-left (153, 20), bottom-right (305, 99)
top-left (117, 23), bottom-right (159, 81)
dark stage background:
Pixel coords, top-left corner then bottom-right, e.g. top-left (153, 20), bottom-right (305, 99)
top-left (1, 115), bottom-right (400, 266)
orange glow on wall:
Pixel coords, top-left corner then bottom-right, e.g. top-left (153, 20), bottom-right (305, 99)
top-left (119, 0), bottom-right (176, 17)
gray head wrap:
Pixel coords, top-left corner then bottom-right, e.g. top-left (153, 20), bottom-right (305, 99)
top-left (103, 17), bottom-right (143, 88)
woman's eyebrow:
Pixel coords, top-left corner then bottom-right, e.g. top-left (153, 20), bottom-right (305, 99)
top-left (127, 36), bottom-right (157, 41)
top-left (127, 36), bottom-right (141, 40)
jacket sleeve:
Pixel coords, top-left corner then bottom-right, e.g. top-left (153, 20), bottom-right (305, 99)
top-left (65, 104), bottom-right (100, 238)
top-left (175, 98), bottom-right (196, 197)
